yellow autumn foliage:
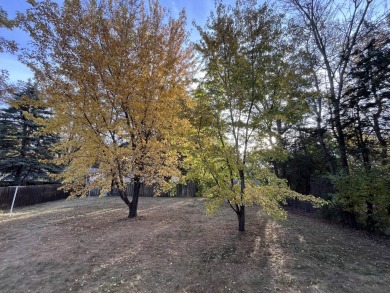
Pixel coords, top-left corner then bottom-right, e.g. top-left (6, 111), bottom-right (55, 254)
top-left (19, 0), bottom-right (194, 197)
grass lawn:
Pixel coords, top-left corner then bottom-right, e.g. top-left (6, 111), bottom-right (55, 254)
top-left (1, 197), bottom-right (389, 292)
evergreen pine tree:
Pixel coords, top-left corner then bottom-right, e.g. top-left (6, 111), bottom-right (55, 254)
top-left (0, 82), bottom-right (61, 186)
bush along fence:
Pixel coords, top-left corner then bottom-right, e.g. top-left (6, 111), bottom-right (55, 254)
top-left (0, 184), bottom-right (69, 210)
top-left (0, 182), bottom-right (198, 211)
top-left (287, 178), bottom-right (390, 234)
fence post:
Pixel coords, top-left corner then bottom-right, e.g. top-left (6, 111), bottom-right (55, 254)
top-left (9, 186), bottom-right (19, 217)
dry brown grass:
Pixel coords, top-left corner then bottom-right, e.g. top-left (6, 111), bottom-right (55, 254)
top-left (0, 197), bottom-right (389, 293)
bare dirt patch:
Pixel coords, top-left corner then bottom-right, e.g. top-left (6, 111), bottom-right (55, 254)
top-left (1, 197), bottom-right (389, 293)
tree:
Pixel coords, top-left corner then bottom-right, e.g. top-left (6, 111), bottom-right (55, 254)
top-left (18, 0), bottom-right (193, 217)
top-left (0, 6), bottom-right (17, 99)
top-left (191, 0), bottom-right (325, 231)
top-left (330, 166), bottom-right (390, 231)
top-left (0, 82), bottom-right (61, 185)
top-left (281, 127), bottom-right (337, 194)
top-left (345, 20), bottom-right (390, 167)
top-left (329, 19), bottom-right (390, 230)
top-left (279, 2), bottom-right (390, 231)
top-left (283, 0), bottom-right (383, 174)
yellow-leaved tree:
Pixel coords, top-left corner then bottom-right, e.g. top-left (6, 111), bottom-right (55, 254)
top-left (18, 0), bottom-right (193, 217)
top-left (187, 0), bottom-right (327, 232)
top-left (0, 6), bottom-right (17, 100)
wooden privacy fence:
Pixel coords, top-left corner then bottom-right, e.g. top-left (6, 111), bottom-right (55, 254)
top-left (0, 184), bottom-right (69, 210)
top-left (286, 179), bottom-right (334, 213)
top-left (0, 182), bottom-right (198, 210)
top-left (108, 182), bottom-right (198, 197)
top-left (309, 179), bottom-right (335, 198)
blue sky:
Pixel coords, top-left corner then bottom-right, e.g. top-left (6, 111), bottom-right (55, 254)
top-left (0, 0), bottom-right (237, 83)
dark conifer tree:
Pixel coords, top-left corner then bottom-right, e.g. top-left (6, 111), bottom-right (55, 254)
top-left (0, 82), bottom-right (61, 185)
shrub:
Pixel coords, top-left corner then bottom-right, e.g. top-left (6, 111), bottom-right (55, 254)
top-left (330, 167), bottom-right (390, 232)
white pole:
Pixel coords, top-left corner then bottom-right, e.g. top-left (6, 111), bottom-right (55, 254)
top-left (9, 186), bottom-right (19, 217)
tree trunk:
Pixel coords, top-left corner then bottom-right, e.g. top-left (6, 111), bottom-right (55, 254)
top-left (333, 99), bottom-right (349, 174)
top-left (314, 79), bottom-right (335, 174)
top-left (318, 131), bottom-right (336, 174)
top-left (372, 105), bottom-right (388, 166)
top-left (355, 109), bottom-right (370, 170)
top-left (366, 200), bottom-right (375, 231)
top-left (14, 166), bottom-right (23, 186)
top-left (128, 197), bottom-right (138, 218)
top-left (238, 170), bottom-right (246, 232)
top-left (237, 205), bottom-right (245, 232)
top-left (115, 176), bottom-right (140, 219)
top-left (129, 176), bottom-right (141, 218)
top-left (276, 119), bottom-right (287, 179)
top-left (370, 56), bottom-right (388, 166)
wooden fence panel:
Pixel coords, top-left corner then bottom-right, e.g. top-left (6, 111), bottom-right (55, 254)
top-left (310, 179), bottom-right (335, 198)
top-left (124, 182), bottom-right (198, 197)
top-left (0, 185), bottom-right (69, 210)
top-left (286, 179), bottom-right (335, 213)
top-left (0, 182), bottom-right (199, 210)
